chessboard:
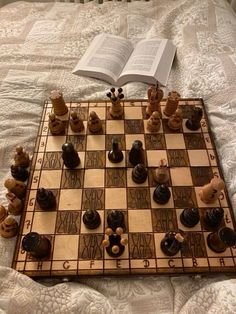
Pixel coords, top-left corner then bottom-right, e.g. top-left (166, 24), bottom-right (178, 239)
top-left (12, 98), bottom-right (236, 277)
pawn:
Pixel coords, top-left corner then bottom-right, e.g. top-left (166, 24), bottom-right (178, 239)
top-left (62, 142), bottom-right (80, 169)
top-left (88, 111), bottom-right (102, 133)
top-left (164, 91), bottom-right (181, 116)
top-left (168, 108), bottom-right (183, 131)
top-left (207, 227), bottom-right (236, 253)
top-left (11, 165), bottom-right (29, 182)
top-left (49, 90), bottom-right (68, 116)
top-left (204, 207), bottom-right (224, 230)
top-left (108, 137), bottom-right (123, 163)
top-left (70, 111), bottom-right (84, 133)
top-left (153, 184), bottom-right (171, 204)
top-left (0, 216), bottom-right (18, 238)
top-left (132, 163), bottom-right (148, 184)
top-left (36, 188), bottom-right (56, 210)
top-left (107, 210), bottom-right (125, 232)
top-left (48, 113), bottom-right (65, 135)
top-left (185, 106), bottom-right (203, 131)
top-left (4, 178), bottom-right (26, 199)
top-left (0, 205), bottom-right (7, 223)
top-left (6, 192), bottom-right (24, 215)
top-left (161, 232), bottom-right (184, 256)
top-left (153, 159), bottom-right (169, 184)
top-left (129, 140), bottom-right (145, 166)
top-left (180, 208), bottom-right (200, 228)
top-left (22, 232), bottom-right (51, 259)
top-left (14, 146), bottom-right (30, 168)
top-left (147, 111), bottom-right (161, 133)
top-left (82, 209), bottom-right (101, 229)
top-left (199, 177), bottom-right (225, 204)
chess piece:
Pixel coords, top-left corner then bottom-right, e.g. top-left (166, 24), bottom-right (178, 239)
top-left (83, 209), bottom-right (101, 229)
top-left (199, 177), bottom-right (225, 204)
top-left (161, 232), bottom-right (184, 256)
top-left (48, 113), bottom-right (65, 135)
top-left (129, 140), bottom-right (145, 166)
top-left (185, 106), bottom-right (203, 131)
top-left (167, 108), bottom-right (183, 131)
top-left (14, 146), bottom-right (30, 168)
top-left (153, 184), bottom-right (171, 204)
top-left (153, 159), bottom-right (169, 184)
top-left (207, 227), bottom-right (236, 253)
top-left (62, 142), bottom-right (80, 169)
top-left (6, 192), bottom-right (24, 215)
top-left (0, 205), bottom-right (7, 223)
top-left (10, 164), bottom-right (29, 182)
top-left (102, 227), bottom-right (128, 258)
top-left (203, 207), bottom-right (224, 230)
top-left (163, 91), bottom-right (181, 116)
top-left (36, 188), bottom-right (56, 210)
top-left (107, 210), bottom-right (125, 232)
top-left (22, 232), bottom-right (51, 259)
top-left (69, 111), bottom-right (84, 133)
top-left (4, 178), bottom-right (26, 199)
top-left (146, 84), bottom-right (163, 117)
top-left (49, 90), bottom-right (68, 116)
top-left (146, 111), bottom-right (161, 132)
top-left (107, 87), bottom-right (124, 119)
top-left (108, 137), bottom-right (123, 163)
top-left (132, 163), bottom-right (148, 184)
top-left (88, 111), bottom-right (103, 133)
top-left (180, 208), bottom-right (200, 228)
top-left (0, 216), bottom-right (18, 238)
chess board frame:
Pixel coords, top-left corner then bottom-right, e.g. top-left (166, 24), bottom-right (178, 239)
top-left (12, 98), bottom-right (236, 278)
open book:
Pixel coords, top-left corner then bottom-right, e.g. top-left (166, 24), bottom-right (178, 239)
top-left (72, 33), bottom-right (176, 86)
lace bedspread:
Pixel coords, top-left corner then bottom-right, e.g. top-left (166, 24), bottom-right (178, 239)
top-left (0, 0), bottom-right (236, 313)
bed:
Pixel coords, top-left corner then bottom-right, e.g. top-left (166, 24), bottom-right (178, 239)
top-left (0, 0), bottom-right (236, 313)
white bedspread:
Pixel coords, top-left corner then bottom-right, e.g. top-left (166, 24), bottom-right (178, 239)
top-left (0, 1), bottom-right (236, 313)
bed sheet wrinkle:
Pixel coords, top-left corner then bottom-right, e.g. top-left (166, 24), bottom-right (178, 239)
top-left (0, 1), bottom-right (236, 314)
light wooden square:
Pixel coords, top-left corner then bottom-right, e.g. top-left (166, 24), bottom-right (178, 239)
top-left (31, 211), bottom-right (57, 234)
top-left (84, 169), bottom-right (104, 188)
top-left (46, 136), bottom-right (66, 152)
top-left (59, 189), bottom-right (82, 210)
top-left (53, 235), bottom-right (79, 260)
top-left (86, 135), bottom-right (105, 151)
top-left (125, 134), bottom-right (145, 149)
top-left (106, 120), bottom-right (124, 134)
top-left (105, 188), bottom-right (127, 209)
top-left (124, 106), bottom-right (142, 119)
top-left (147, 150), bottom-right (167, 167)
top-left (170, 168), bottom-right (193, 186)
top-left (165, 134), bottom-right (185, 149)
top-left (129, 210), bottom-right (152, 232)
top-left (150, 187), bottom-right (174, 208)
top-left (188, 150), bottom-right (210, 166)
top-left (39, 170), bottom-right (62, 188)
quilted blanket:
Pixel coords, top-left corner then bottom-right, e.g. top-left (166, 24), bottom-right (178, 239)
top-left (0, 0), bottom-right (236, 313)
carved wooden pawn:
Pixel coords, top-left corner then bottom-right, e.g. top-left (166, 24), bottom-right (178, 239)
top-left (14, 146), bottom-right (30, 168)
top-left (88, 111), bottom-right (102, 133)
top-left (6, 192), bottom-right (24, 215)
top-left (48, 113), bottom-right (65, 135)
top-left (164, 91), bottom-right (180, 116)
top-left (0, 216), bottom-right (19, 238)
top-left (147, 111), bottom-right (161, 132)
top-left (153, 159), bottom-right (169, 184)
top-left (168, 108), bottom-right (183, 131)
top-left (4, 178), bottom-right (26, 199)
top-left (199, 177), bottom-right (225, 204)
top-left (0, 205), bottom-right (7, 223)
top-left (70, 111), bottom-right (84, 133)
top-left (49, 90), bottom-right (68, 116)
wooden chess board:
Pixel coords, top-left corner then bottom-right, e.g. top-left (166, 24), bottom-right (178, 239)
top-left (12, 98), bottom-right (236, 277)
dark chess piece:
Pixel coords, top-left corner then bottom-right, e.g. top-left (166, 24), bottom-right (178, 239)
top-left (22, 232), bottom-right (51, 259)
top-left (132, 163), bottom-right (148, 184)
top-left (107, 210), bottom-right (125, 232)
top-left (11, 164), bottom-right (29, 182)
top-left (180, 208), bottom-right (200, 228)
top-left (185, 106), bottom-right (203, 131)
top-left (36, 188), bottom-right (56, 210)
top-left (129, 140), bottom-right (145, 166)
top-left (82, 209), bottom-right (101, 229)
top-left (62, 142), bottom-right (80, 169)
top-left (153, 184), bottom-right (171, 204)
top-left (161, 232), bottom-right (184, 256)
top-left (102, 227), bottom-right (128, 258)
top-left (108, 137), bottom-right (123, 163)
top-left (207, 227), bottom-right (236, 253)
top-left (204, 207), bottom-right (224, 230)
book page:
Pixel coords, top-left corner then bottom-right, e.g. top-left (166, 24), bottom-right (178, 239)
top-left (72, 33), bottom-right (133, 83)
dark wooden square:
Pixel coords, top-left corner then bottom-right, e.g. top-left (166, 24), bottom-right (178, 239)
top-left (190, 167), bottom-right (213, 186)
top-left (67, 135), bottom-right (86, 151)
top-left (85, 151), bottom-right (105, 168)
top-left (79, 234), bottom-right (104, 260)
top-left (145, 134), bottom-right (166, 150)
top-left (184, 133), bottom-right (206, 149)
top-left (106, 134), bottom-right (126, 150)
top-left (127, 188), bottom-right (151, 209)
top-left (124, 120), bottom-right (144, 134)
top-left (42, 152), bottom-right (63, 169)
top-left (105, 168), bottom-right (126, 187)
top-left (55, 211), bottom-right (81, 234)
top-left (129, 233), bottom-right (155, 259)
top-left (167, 149), bottom-right (190, 167)
top-left (151, 209), bottom-right (178, 232)
top-left (181, 232), bottom-right (207, 258)
top-left (82, 188), bottom-right (105, 210)
top-left (172, 186), bottom-right (197, 208)
top-left (61, 169), bottom-right (84, 189)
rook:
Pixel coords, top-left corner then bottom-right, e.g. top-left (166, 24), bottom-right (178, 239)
top-left (49, 90), bottom-right (68, 116)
